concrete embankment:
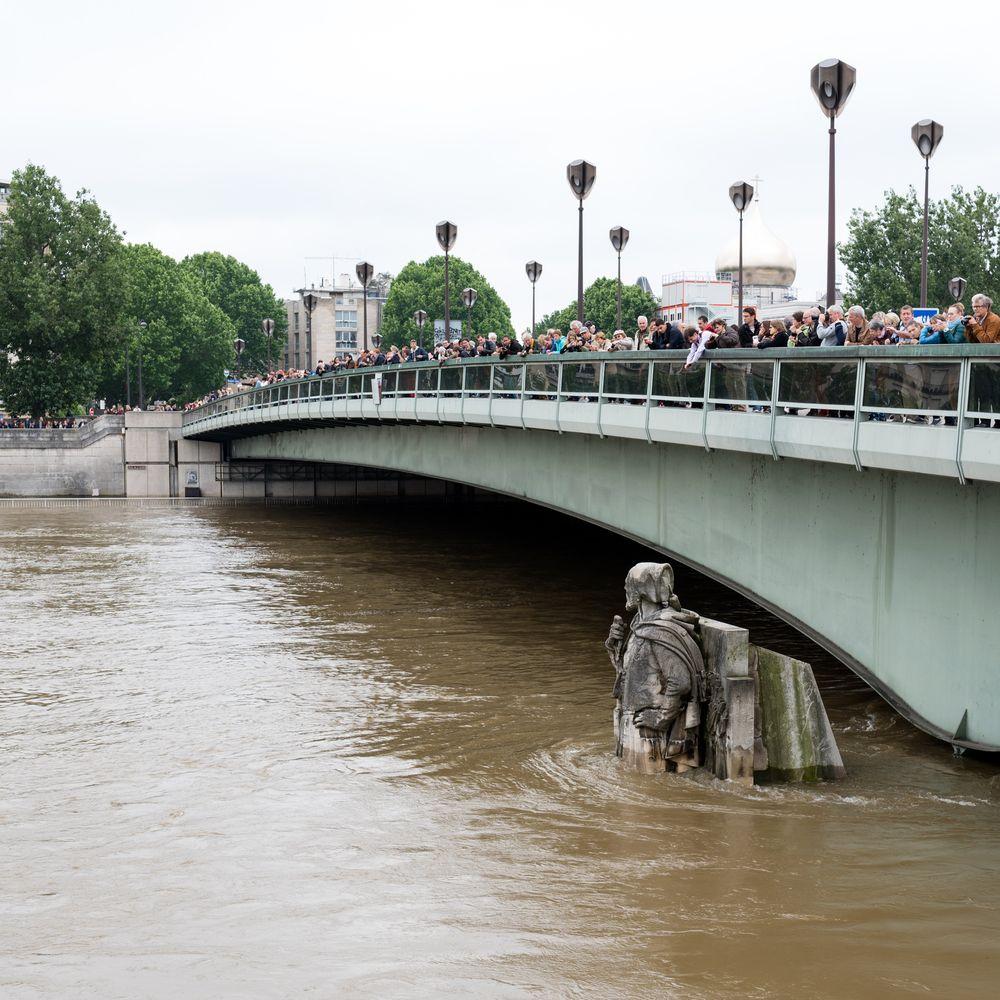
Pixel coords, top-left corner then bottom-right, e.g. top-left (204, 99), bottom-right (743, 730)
top-left (0, 412), bottom-right (222, 498)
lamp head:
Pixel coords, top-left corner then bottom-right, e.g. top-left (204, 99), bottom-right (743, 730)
top-left (435, 221), bottom-right (458, 252)
top-left (525, 261), bottom-right (543, 284)
top-left (566, 159), bottom-right (597, 202)
top-left (609, 227), bottom-right (629, 253)
top-left (911, 119), bottom-right (944, 159)
top-left (356, 261), bottom-right (374, 286)
top-left (728, 181), bottom-right (754, 213)
top-left (810, 59), bottom-right (857, 117)
top-left (949, 276), bottom-right (967, 302)
top-left (461, 287), bottom-right (478, 308)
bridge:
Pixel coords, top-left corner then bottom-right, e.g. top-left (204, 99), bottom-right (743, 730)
top-left (183, 345), bottom-right (1000, 752)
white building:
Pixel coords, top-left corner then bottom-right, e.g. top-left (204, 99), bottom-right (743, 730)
top-left (0, 179), bottom-right (10, 217)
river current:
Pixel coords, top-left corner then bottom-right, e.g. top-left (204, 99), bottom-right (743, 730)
top-left (1, 503), bottom-right (998, 999)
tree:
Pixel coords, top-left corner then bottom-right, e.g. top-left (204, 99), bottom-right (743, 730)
top-left (0, 164), bottom-right (126, 416)
top-left (98, 244), bottom-right (235, 404)
top-left (381, 256), bottom-right (513, 346)
top-left (537, 277), bottom-right (661, 336)
top-left (180, 251), bottom-right (287, 372)
top-left (840, 186), bottom-right (1000, 310)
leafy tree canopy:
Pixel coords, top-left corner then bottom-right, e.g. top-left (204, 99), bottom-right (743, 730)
top-left (381, 256), bottom-right (513, 346)
top-left (0, 164), bottom-right (126, 416)
top-left (99, 244), bottom-right (235, 405)
top-left (840, 186), bottom-right (1000, 311)
top-left (180, 251), bottom-right (286, 371)
top-left (537, 277), bottom-right (661, 336)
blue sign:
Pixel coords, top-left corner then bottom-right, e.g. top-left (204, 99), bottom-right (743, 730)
top-left (912, 308), bottom-right (938, 323)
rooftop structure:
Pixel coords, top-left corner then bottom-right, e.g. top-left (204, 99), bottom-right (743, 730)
top-left (284, 274), bottom-right (387, 368)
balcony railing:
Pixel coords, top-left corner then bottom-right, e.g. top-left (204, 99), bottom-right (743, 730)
top-left (182, 346), bottom-right (1000, 485)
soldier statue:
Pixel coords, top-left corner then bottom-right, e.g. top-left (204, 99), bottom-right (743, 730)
top-left (605, 562), bottom-right (706, 771)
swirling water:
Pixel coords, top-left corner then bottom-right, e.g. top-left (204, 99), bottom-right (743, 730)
top-left (1, 503), bottom-right (998, 999)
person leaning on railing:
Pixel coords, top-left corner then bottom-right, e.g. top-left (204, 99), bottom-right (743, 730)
top-left (966, 294), bottom-right (1000, 343)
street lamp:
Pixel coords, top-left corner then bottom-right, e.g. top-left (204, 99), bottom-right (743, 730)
top-left (356, 261), bottom-right (374, 351)
top-left (137, 319), bottom-right (147, 408)
top-left (261, 318), bottom-right (275, 373)
top-left (949, 277), bottom-right (967, 303)
top-left (460, 288), bottom-right (477, 343)
top-left (302, 292), bottom-right (318, 370)
top-left (608, 227), bottom-right (629, 330)
top-left (810, 58), bottom-right (857, 308)
top-left (566, 159), bottom-right (597, 323)
top-left (912, 119), bottom-right (944, 308)
top-left (413, 309), bottom-right (428, 349)
top-left (524, 263), bottom-right (542, 340)
top-left (436, 221), bottom-right (458, 343)
top-left (728, 182), bottom-right (754, 325)
top-left (233, 337), bottom-right (246, 377)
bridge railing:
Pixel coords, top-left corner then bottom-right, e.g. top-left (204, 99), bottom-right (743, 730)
top-left (182, 346), bottom-right (1000, 482)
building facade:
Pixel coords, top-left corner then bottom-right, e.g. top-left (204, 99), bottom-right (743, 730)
top-left (283, 275), bottom-right (385, 369)
top-left (0, 179), bottom-right (10, 217)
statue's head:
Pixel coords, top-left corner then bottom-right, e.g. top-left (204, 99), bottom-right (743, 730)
top-left (624, 562), bottom-right (674, 614)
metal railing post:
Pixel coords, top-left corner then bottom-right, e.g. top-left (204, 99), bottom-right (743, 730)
top-left (955, 357), bottom-right (971, 486)
top-left (700, 361), bottom-right (712, 453)
top-left (851, 358), bottom-right (865, 472)
top-left (519, 363), bottom-right (528, 431)
top-left (644, 361), bottom-right (654, 445)
top-left (768, 359), bottom-right (781, 461)
top-left (596, 360), bottom-right (606, 438)
top-left (555, 361), bottom-right (564, 435)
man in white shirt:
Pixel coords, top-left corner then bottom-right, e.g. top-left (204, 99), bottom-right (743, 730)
top-left (683, 326), bottom-right (714, 369)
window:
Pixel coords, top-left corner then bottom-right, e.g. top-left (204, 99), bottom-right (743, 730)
top-left (336, 310), bottom-right (358, 328)
top-left (336, 332), bottom-right (358, 350)
top-left (293, 311), bottom-right (300, 331)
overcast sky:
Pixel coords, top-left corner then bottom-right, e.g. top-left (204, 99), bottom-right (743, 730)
top-left (5, 0), bottom-right (997, 329)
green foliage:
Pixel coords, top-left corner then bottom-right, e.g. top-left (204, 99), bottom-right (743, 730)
top-left (99, 244), bottom-right (235, 404)
top-left (840, 186), bottom-right (1000, 310)
top-left (0, 164), bottom-right (126, 417)
top-left (537, 277), bottom-right (661, 335)
top-left (180, 251), bottom-right (286, 371)
top-left (381, 256), bottom-right (513, 345)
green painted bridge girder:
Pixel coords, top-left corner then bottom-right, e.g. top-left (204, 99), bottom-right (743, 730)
top-left (229, 422), bottom-right (1000, 753)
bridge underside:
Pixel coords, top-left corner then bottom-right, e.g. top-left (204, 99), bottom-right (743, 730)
top-left (228, 422), bottom-right (1000, 752)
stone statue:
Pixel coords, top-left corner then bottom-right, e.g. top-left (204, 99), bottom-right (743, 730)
top-left (605, 562), bottom-right (706, 771)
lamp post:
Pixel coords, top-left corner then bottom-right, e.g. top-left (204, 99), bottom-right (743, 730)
top-left (912, 120), bottom-right (944, 309)
top-left (524, 262), bottom-right (542, 339)
top-left (566, 160), bottom-right (597, 323)
top-left (413, 309), bottom-right (428, 350)
top-left (137, 320), bottom-right (146, 408)
top-left (356, 261), bottom-right (374, 351)
top-left (261, 318), bottom-right (275, 373)
top-left (436, 221), bottom-right (458, 342)
top-left (949, 277), bottom-right (967, 303)
top-left (608, 228), bottom-right (629, 330)
top-left (460, 288), bottom-right (477, 343)
top-left (233, 337), bottom-right (246, 378)
top-left (810, 59), bottom-right (857, 308)
top-left (302, 292), bottom-right (317, 370)
top-left (728, 182), bottom-right (754, 324)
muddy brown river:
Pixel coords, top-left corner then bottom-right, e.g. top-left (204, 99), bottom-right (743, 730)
top-left (1, 503), bottom-right (998, 998)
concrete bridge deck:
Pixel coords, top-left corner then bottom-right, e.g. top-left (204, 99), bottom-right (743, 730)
top-left (183, 347), bottom-right (1000, 752)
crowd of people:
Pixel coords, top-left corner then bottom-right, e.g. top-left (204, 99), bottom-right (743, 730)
top-left (182, 293), bottom-right (1000, 411)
